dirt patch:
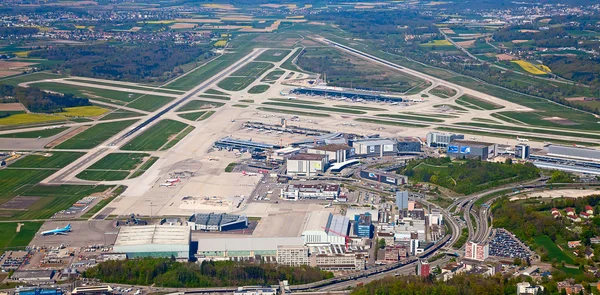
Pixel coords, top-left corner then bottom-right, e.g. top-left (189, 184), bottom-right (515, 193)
top-left (456, 40), bottom-right (476, 48)
top-left (519, 29), bottom-right (540, 33)
top-left (0, 61), bottom-right (37, 70)
top-left (16, 223), bottom-right (24, 232)
top-left (175, 18), bottom-right (221, 23)
top-left (539, 18), bottom-right (551, 23)
top-left (0, 103), bottom-right (25, 111)
top-left (44, 126), bottom-right (89, 148)
top-left (308, 22), bottom-right (326, 26)
top-left (0, 196), bottom-right (41, 210)
top-left (0, 70), bottom-right (19, 78)
top-left (496, 53), bottom-right (517, 61)
top-left (542, 116), bottom-right (579, 126)
top-left (511, 39), bottom-right (530, 44)
top-left (441, 28), bottom-right (456, 34)
top-left (566, 97), bottom-right (586, 101)
top-left (170, 23), bottom-right (196, 29)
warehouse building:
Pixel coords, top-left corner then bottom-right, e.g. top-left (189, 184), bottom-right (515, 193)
top-left (397, 137), bottom-right (422, 153)
top-left (286, 153), bottom-right (328, 177)
top-left (281, 183), bottom-right (340, 201)
top-left (308, 244), bottom-right (366, 271)
top-left (302, 212), bottom-right (350, 245)
top-left (214, 137), bottom-right (280, 152)
top-left (360, 170), bottom-right (407, 186)
top-left (277, 245), bottom-right (310, 266)
top-left (547, 145), bottom-right (600, 162)
top-left (352, 139), bottom-right (397, 157)
top-left (187, 213), bottom-right (248, 232)
top-left (426, 132), bottom-right (464, 148)
top-left (113, 225), bottom-right (190, 261)
top-left (447, 140), bottom-right (497, 159)
top-left (195, 237), bottom-right (304, 262)
top-left (306, 144), bottom-right (355, 163)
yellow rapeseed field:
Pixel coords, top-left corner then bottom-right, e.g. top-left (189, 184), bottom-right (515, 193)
top-left (511, 60), bottom-right (552, 75)
top-left (0, 114), bottom-right (64, 125)
top-left (214, 40), bottom-right (228, 47)
top-left (59, 106), bottom-right (108, 117)
top-left (420, 40), bottom-right (453, 46)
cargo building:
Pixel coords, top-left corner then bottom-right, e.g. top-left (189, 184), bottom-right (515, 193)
top-left (447, 140), bottom-right (497, 159)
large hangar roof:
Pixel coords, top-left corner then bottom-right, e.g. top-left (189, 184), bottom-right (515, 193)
top-left (196, 237), bottom-right (304, 252)
top-left (114, 225), bottom-right (190, 247)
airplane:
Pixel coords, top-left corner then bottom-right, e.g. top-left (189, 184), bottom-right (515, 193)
top-left (242, 171), bottom-right (257, 176)
top-left (208, 157), bottom-right (219, 161)
top-left (276, 131), bottom-right (283, 134)
top-left (41, 224), bottom-right (71, 236)
top-left (517, 137), bottom-right (530, 142)
top-left (165, 178), bottom-right (180, 183)
top-left (574, 144), bottom-right (587, 148)
top-left (324, 203), bottom-right (332, 208)
top-left (37, 136), bottom-right (41, 140)
top-left (159, 183), bottom-right (174, 187)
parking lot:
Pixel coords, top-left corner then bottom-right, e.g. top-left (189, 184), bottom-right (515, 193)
top-left (489, 229), bottom-right (532, 259)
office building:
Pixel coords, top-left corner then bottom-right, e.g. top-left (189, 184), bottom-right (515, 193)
top-left (352, 139), bottom-right (397, 157)
top-left (396, 191), bottom-right (409, 210)
top-left (464, 241), bottom-right (489, 261)
top-left (359, 170), bottom-right (407, 186)
top-left (196, 237), bottom-right (304, 261)
top-left (286, 153), bottom-right (328, 177)
top-left (428, 209), bottom-right (443, 226)
top-left (397, 137), bottom-right (421, 153)
top-left (417, 260), bottom-right (430, 277)
top-left (515, 144), bottom-right (531, 160)
top-left (113, 225), bottom-right (190, 260)
top-left (353, 213), bottom-right (374, 238)
top-left (306, 144), bottom-right (355, 163)
top-left (426, 132), bottom-right (464, 148)
top-left (447, 140), bottom-right (497, 159)
top-left (346, 208), bottom-right (379, 222)
top-left (277, 245), bottom-right (310, 266)
top-left (516, 282), bottom-right (544, 295)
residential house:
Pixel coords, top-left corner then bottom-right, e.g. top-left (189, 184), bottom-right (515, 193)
top-left (568, 241), bottom-right (581, 249)
top-left (580, 212), bottom-right (591, 219)
top-left (565, 207), bottom-right (575, 216)
top-left (557, 280), bottom-right (583, 295)
top-left (586, 205), bottom-right (594, 215)
top-left (567, 215), bottom-right (581, 223)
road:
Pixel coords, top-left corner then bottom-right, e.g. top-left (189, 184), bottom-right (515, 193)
top-left (40, 48), bottom-right (267, 184)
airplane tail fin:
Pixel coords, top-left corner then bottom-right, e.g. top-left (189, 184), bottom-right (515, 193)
top-left (66, 223), bottom-right (71, 229)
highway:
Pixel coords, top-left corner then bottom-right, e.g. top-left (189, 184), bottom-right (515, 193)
top-left (43, 48), bottom-right (266, 184)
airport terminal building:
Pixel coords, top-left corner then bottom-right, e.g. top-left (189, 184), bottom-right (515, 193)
top-left (187, 213), bottom-right (248, 232)
top-left (447, 140), bottom-right (497, 159)
top-left (113, 225), bottom-right (190, 261)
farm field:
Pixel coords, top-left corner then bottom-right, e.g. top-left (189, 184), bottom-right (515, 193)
top-left (262, 101), bottom-right (366, 114)
top-left (254, 49), bottom-right (292, 62)
top-left (511, 60), bottom-right (551, 75)
top-left (0, 113), bottom-right (66, 126)
top-left (456, 94), bottom-right (503, 110)
top-left (9, 152), bottom-right (85, 169)
top-left (420, 40), bottom-right (453, 46)
top-left (177, 100), bottom-right (225, 112)
top-left (0, 169), bottom-right (56, 205)
top-left (58, 106), bottom-right (109, 117)
top-left (121, 119), bottom-right (189, 151)
top-left (0, 72), bottom-right (65, 86)
top-left (533, 235), bottom-right (574, 264)
top-left (88, 153), bottom-right (150, 170)
top-left (0, 127), bottom-right (69, 138)
top-left (256, 107), bottom-right (330, 117)
top-left (248, 85), bottom-right (270, 94)
top-left (55, 120), bottom-right (138, 149)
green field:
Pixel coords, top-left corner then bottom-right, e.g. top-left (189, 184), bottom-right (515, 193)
top-left (429, 85), bottom-right (457, 98)
top-left (30, 82), bottom-right (143, 104)
top-left (76, 170), bottom-right (131, 181)
top-left (376, 113), bottom-right (444, 123)
top-left (0, 127), bottom-right (68, 138)
top-left (436, 127), bottom-right (598, 146)
top-left (262, 70), bottom-right (286, 81)
top-left (121, 119), bottom-right (189, 151)
top-left (0, 72), bottom-right (65, 86)
top-left (248, 85), bottom-right (270, 94)
top-left (10, 152), bottom-right (85, 169)
top-left (434, 104), bottom-right (468, 112)
top-left (204, 89), bottom-right (230, 96)
top-left (217, 77), bottom-right (258, 91)
top-left (55, 120), bottom-right (139, 149)
top-left (533, 235), bottom-right (574, 264)
top-left (99, 110), bottom-right (144, 121)
top-left (262, 102), bottom-right (366, 114)
top-left (0, 222), bottom-right (43, 254)
top-left (0, 169), bottom-right (56, 205)
top-left (66, 79), bottom-right (184, 95)
top-left (160, 126), bottom-right (195, 150)
top-left (334, 105), bottom-right (387, 111)
top-left (231, 62), bottom-right (274, 77)
top-left (198, 94), bottom-right (231, 101)
top-left (89, 153), bottom-right (150, 170)
top-left (355, 118), bottom-right (429, 128)
top-left (130, 157), bottom-right (159, 178)
top-left (453, 122), bottom-right (600, 140)
top-left (178, 110), bottom-right (215, 121)
top-left (280, 48), bottom-right (303, 72)
top-left (177, 100), bottom-right (225, 112)
top-left (225, 162), bottom-right (237, 172)
top-left (232, 104), bottom-right (249, 108)
top-left (456, 94), bottom-right (504, 110)
top-left (126, 95), bottom-right (174, 112)
top-left (255, 49), bottom-right (292, 62)
top-left (257, 107), bottom-right (330, 117)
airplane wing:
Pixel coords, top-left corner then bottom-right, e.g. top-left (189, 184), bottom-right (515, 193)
top-left (55, 232), bottom-right (69, 235)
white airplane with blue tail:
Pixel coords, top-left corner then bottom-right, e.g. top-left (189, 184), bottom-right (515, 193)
top-left (41, 223), bottom-right (72, 236)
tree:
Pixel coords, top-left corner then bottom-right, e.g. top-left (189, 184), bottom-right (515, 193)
top-left (378, 238), bottom-right (386, 249)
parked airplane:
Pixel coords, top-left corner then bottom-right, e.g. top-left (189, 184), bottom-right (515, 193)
top-left (574, 144), bottom-right (587, 148)
top-left (41, 224), bottom-right (71, 236)
top-left (517, 137), bottom-right (530, 142)
top-left (165, 178), bottom-right (180, 183)
top-left (242, 171), bottom-right (257, 176)
top-left (159, 183), bottom-right (174, 187)
top-left (208, 157), bottom-right (219, 161)
top-left (324, 203), bottom-right (332, 208)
